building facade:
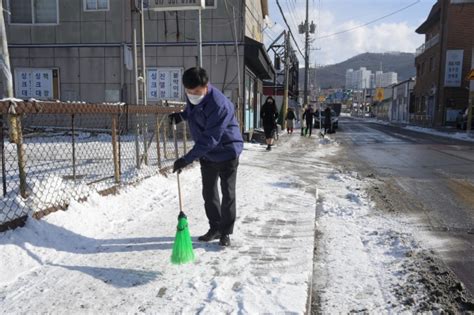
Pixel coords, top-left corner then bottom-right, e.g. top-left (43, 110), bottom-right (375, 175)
top-left (414, 0), bottom-right (474, 126)
top-left (346, 67), bottom-right (397, 90)
top-left (1, 0), bottom-right (274, 134)
top-left (345, 67), bottom-right (371, 90)
top-left (392, 78), bottom-right (415, 124)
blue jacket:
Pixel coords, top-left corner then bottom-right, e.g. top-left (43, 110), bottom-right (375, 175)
top-left (180, 84), bottom-right (243, 163)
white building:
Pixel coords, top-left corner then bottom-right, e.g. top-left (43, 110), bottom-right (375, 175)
top-left (381, 72), bottom-right (398, 87)
top-left (374, 71), bottom-right (398, 88)
top-left (345, 69), bottom-right (354, 89)
top-left (345, 67), bottom-right (371, 90)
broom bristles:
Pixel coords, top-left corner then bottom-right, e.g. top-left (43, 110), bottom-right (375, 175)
top-left (171, 212), bottom-right (195, 265)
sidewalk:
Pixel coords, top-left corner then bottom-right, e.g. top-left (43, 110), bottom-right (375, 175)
top-left (0, 134), bottom-right (329, 314)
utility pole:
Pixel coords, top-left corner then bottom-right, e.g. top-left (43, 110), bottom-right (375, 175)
top-left (139, 0), bottom-right (148, 165)
top-left (299, 1), bottom-right (316, 106)
top-left (198, 9), bottom-right (203, 67)
top-left (282, 31), bottom-right (290, 130)
top-left (303, 0), bottom-right (309, 106)
top-left (0, 2), bottom-right (13, 97)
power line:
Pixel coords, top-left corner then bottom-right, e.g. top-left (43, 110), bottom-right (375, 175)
top-left (275, 0), bottom-right (305, 59)
top-left (317, 0), bottom-right (421, 40)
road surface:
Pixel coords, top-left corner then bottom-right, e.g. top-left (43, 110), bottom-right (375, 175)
top-left (332, 117), bottom-right (474, 295)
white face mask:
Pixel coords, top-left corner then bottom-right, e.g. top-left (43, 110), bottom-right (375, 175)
top-left (186, 93), bottom-right (205, 105)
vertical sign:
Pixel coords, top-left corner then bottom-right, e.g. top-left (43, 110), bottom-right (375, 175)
top-left (444, 50), bottom-right (464, 87)
top-left (147, 68), bottom-right (182, 101)
top-left (170, 69), bottom-right (181, 99)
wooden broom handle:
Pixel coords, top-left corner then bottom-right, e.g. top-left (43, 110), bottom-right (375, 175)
top-left (172, 121), bottom-right (183, 212)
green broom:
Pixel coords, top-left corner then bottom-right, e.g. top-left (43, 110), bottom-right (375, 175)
top-left (171, 121), bottom-right (195, 265)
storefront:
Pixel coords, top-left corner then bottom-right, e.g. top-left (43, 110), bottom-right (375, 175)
top-left (244, 36), bottom-right (275, 134)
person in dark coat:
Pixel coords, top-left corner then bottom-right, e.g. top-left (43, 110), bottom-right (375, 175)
top-left (285, 107), bottom-right (296, 134)
top-left (302, 104), bottom-right (314, 136)
top-left (324, 106), bottom-right (332, 135)
top-left (260, 96), bottom-right (278, 151)
top-left (169, 67), bottom-right (244, 247)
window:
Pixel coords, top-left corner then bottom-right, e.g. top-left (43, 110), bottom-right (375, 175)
top-left (9, 0), bottom-right (58, 24)
top-left (84, 0), bottom-right (109, 11)
top-left (204, 0), bottom-right (218, 9)
top-left (14, 68), bottom-right (59, 100)
top-left (147, 68), bottom-right (183, 101)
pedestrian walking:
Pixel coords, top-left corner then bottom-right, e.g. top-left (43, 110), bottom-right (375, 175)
top-left (285, 107), bottom-right (296, 134)
top-left (169, 67), bottom-right (244, 247)
top-left (260, 96), bottom-right (278, 151)
top-left (324, 106), bottom-right (332, 135)
top-left (302, 104), bottom-right (314, 136)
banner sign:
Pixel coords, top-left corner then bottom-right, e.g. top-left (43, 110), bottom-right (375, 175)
top-left (148, 68), bottom-right (182, 100)
top-left (14, 68), bottom-right (56, 100)
top-left (445, 49), bottom-right (464, 87)
top-left (146, 0), bottom-right (205, 11)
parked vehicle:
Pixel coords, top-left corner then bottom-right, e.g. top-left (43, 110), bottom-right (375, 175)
top-left (314, 109), bottom-right (339, 129)
top-left (328, 103), bottom-right (342, 116)
top-left (456, 108), bottom-right (469, 130)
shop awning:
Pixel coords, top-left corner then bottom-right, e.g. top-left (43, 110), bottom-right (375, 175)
top-left (244, 36), bottom-right (275, 81)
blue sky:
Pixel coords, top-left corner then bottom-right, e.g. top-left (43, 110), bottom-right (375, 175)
top-left (265, 0), bottom-right (437, 65)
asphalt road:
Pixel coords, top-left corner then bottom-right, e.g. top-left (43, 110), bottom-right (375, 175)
top-left (332, 117), bottom-right (474, 295)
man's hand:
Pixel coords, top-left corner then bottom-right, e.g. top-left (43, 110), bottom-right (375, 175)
top-left (173, 157), bottom-right (189, 173)
top-left (169, 112), bottom-right (183, 125)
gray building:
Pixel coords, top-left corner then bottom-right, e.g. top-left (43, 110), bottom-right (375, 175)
top-left (392, 78), bottom-right (415, 124)
top-left (1, 0), bottom-right (274, 134)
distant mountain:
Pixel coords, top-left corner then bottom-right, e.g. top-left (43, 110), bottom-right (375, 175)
top-left (299, 52), bottom-right (416, 89)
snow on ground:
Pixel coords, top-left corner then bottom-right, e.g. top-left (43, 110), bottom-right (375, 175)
top-left (0, 135), bottom-right (324, 314)
top-left (313, 170), bottom-right (430, 313)
top-left (0, 130), bottom-right (462, 313)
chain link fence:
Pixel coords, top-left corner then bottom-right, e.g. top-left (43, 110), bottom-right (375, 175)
top-left (0, 100), bottom-right (189, 231)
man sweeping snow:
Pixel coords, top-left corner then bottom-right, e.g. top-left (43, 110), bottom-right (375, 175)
top-left (169, 67), bottom-right (244, 247)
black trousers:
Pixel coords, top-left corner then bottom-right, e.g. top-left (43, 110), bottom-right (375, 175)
top-left (200, 157), bottom-right (239, 235)
top-left (305, 121), bottom-right (313, 136)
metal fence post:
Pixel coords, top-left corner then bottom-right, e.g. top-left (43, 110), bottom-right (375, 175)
top-left (111, 115), bottom-right (120, 183)
top-left (0, 114), bottom-right (6, 197)
top-left (156, 115), bottom-right (162, 169)
top-left (163, 123), bottom-right (168, 159)
top-left (9, 113), bottom-right (27, 198)
top-left (71, 114), bottom-right (76, 181)
top-left (143, 114), bottom-right (148, 166)
top-left (135, 118), bottom-right (140, 169)
top-left (182, 122), bottom-right (187, 155)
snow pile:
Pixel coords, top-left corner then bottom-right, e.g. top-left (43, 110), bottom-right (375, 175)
top-left (28, 175), bottom-right (91, 211)
top-left (405, 125), bottom-right (474, 142)
top-left (312, 167), bottom-right (471, 313)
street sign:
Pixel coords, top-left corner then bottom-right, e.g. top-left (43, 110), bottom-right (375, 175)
top-left (375, 88), bottom-right (384, 101)
top-left (146, 0), bottom-right (205, 11)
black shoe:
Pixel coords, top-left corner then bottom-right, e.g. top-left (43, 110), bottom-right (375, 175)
top-left (266, 145), bottom-right (271, 151)
top-left (219, 235), bottom-right (231, 246)
top-left (198, 229), bottom-right (221, 242)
